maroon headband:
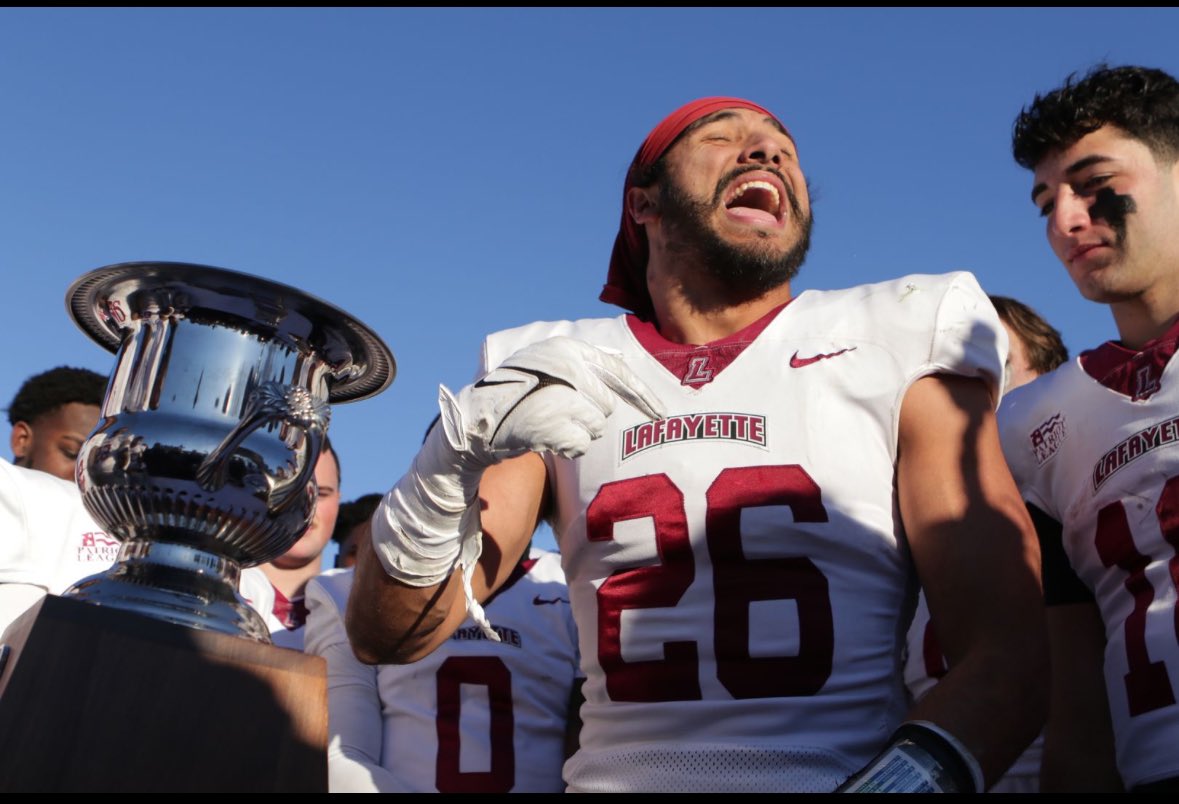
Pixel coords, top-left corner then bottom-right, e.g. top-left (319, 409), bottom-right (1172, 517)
top-left (599, 97), bottom-right (787, 318)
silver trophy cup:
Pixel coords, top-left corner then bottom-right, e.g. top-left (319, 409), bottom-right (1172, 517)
top-left (61, 262), bottom-right (395, 643)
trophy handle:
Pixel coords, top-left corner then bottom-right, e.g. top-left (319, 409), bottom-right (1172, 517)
top-left (266, 422), bottom-right (325, 513)
top-left (197, 382), bottom-right (330, 513)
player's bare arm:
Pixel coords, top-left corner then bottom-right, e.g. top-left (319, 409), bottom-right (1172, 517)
top-left (347, 453), bottom-right (545, 664)
top-left (898, 373), bottom-right (1048, 788)
top-left (1039, 601), bottom-right (1122, 792)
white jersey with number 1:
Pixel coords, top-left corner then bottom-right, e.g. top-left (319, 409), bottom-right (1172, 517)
top-left (999, 325), bottom-right (1179, 789)
top-left (481, 271), bottom-right (1005, 793)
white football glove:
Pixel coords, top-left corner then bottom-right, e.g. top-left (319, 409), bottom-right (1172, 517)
top-left (441, 336), bottom-right (665, 465)
top-left (372, 336), bottom-right (664, 639)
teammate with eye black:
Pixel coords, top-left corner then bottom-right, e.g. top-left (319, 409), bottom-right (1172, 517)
top-left (1003, 63), bottom-right (1179, 792)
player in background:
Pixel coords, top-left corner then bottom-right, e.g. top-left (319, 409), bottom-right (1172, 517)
top-left (7, 366), bottom-right (105, 481)
top-left (904, 293), bottom-right (1068, 792)
top-left (305, 539), bottom-right (581, 792)
top-left (1, 366), bottom-right (114, 631)
top-left (0, 456), bottom-right (113, 634)
top-left (1002, 63), bottom-right (1179, 792)
top-left (347, 96), bottom-right (1047, 792)
top-left (332, 493), bottom-right (382, 570)
top-left (990, 296), bottom-right (1072, 391)
top-left (239, 440), bottom-right (340, 650)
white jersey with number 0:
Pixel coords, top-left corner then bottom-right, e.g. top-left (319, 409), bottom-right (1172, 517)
top-left (482, 272), bottom-right (1004, 793)
top-left (305, 548), bottom-right (581, 793)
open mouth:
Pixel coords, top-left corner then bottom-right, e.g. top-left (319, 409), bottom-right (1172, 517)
top-left (723, 178), bottom-right (783, 225)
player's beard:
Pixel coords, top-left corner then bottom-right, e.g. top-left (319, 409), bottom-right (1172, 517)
top-left (658, 167), bottom-right (813, 299)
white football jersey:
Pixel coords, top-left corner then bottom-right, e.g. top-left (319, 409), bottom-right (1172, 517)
top-left (999, 331), bottom-right (1179, 788)
top-left (305, 549), bottom-right (581, 793)
top-left (0, 457), bottom-right (116, 634)
top-left (481, 272), bottom-right (1004, 793)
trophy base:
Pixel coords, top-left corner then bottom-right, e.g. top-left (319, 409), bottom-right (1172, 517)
top-left (64, 540), bottom-right (271, 643)
top-left (0, 594), bottom-right (327, 792)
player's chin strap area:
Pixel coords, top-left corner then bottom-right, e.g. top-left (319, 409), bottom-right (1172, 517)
top-left (834, 721), bottom-right (985, 793)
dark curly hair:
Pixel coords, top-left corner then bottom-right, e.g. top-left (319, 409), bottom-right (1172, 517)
top-left (1013, 64), bottom-right (1179, 170)
top-left (6, 366), bottom-right (107, 426)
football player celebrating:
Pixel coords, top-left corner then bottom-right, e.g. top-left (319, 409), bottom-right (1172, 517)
top-left (1002, 64), bottom-right (1179, 792)
top-left (347, 97), bottom-right (1047, 792)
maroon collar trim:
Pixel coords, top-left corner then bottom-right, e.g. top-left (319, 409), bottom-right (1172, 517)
top-left (625, 301), bottom-right (789, 387)
top-left (1080, 317), bottom-right (1179, 400)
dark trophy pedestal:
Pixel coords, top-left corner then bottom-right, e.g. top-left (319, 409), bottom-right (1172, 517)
top-left (0, 595), bottom-right (328, 792)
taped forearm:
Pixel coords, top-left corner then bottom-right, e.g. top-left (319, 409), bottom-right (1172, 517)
top-left (370, 379), bottom-right (492, 584)
top-left (370, 435), bottom-right (481, 587)
top-left (368, 337), bottom-right (664, 643)
top-left (369, 386), bottom-right (496, 639)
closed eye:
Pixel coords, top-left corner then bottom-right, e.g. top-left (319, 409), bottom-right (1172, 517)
top-left (1080, 174), bottom-right (1111, 193)
top-left (1038, 200), bottom-right (1054, 218)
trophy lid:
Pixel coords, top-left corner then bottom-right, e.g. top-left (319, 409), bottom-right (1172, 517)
top-left (67, 261), bottom-right (396, 403)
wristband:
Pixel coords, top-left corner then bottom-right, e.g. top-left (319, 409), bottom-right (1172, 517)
top-left (907, 720), bottom-right (985, 793)
top-left (835, 722), bottom-right (982, 793)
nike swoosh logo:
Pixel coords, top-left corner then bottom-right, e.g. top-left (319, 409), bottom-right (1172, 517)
top-left (474, 378), bottom-right (526, 388)
top-left (789, 347), bottom-right (856, 368)
top-left (533, 595), bottom-right (570, 606)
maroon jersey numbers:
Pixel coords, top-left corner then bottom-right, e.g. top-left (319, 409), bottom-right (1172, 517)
top-left (1094, 475), bottom-right (1179, 717)
top-left (435, 656), bottom-right (515, 792)
top-left (587, 465), bottom-right (834, 702)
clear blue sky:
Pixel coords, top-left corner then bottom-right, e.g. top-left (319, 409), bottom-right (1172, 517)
top-left (2, 8), bottom-right (1176, 559)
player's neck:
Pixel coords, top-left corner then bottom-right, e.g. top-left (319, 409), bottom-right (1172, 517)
top-left (1110, 282), bottom-right (1179, 351)
top-left (259, 560), bottom-right (320, 600)
top-left (659, 299), bottom-right (789, 345)
top-left (647, 268), bottom-right (792, 344)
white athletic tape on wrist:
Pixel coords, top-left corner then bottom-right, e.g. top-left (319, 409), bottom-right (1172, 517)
top-left (373, 337), bottom-right (665, 646)
top-left (369, 386), bottom-right (499, 641)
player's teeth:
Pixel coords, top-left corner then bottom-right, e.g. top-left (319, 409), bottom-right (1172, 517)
top-left (730, 181), bottom-right (780, 212)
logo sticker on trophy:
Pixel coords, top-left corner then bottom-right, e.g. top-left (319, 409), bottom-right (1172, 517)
top-left (0, 262), bottom-right (396, 792)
